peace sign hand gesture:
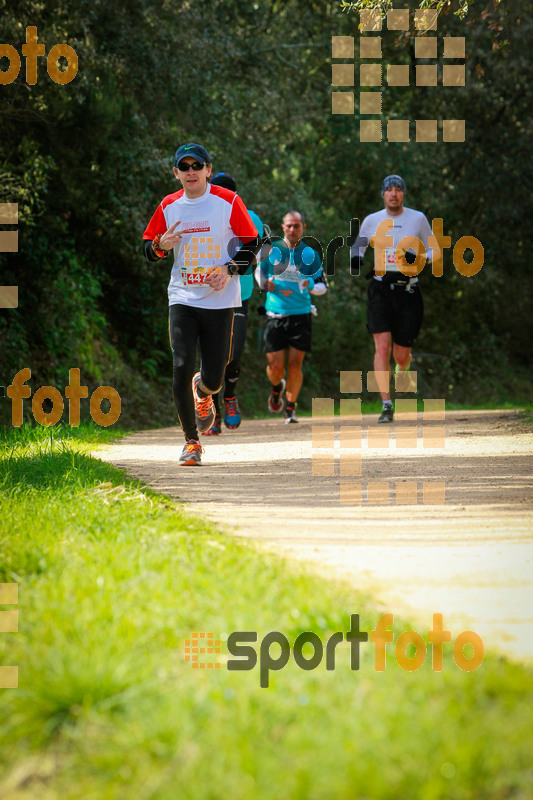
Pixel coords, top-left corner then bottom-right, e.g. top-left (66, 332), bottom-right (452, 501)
top-left (159, 220), bottom-right (184, 252)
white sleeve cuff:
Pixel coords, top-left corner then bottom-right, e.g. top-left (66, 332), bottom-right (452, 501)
top-left (254, 265), bottom-right (266, 290)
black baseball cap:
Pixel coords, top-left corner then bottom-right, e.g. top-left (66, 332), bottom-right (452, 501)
top-left (174, 143), bottom-right (211, 167)
top-left (211, 172), bottom-right (237, 192)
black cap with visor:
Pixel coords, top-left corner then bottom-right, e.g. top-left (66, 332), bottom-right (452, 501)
top-left (174, 143), bottom-right (211, 167)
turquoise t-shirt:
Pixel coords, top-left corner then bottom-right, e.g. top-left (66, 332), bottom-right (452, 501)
top-left (239, 209), bottom-right (264, 302)
top-left (258, 239), bottom-right (323, 316)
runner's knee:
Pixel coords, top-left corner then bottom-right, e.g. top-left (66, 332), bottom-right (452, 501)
top-left (199, 375), bottom-right (223, 395)
top-left (173, 361), bottom-right (195, 386)
top-left (287, 359), bottom-right (303, 375)
top-left (267, 361), bottom-right (285, 382)
top-left (393, 344), bottom-right (411, 367)
top-left (374, 339), bottom-right (391, 359)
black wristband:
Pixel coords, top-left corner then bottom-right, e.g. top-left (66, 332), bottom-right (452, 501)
top-left (226, 261), bottom-right (240, 276)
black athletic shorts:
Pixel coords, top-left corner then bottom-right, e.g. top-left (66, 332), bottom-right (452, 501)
top-left (367, 279), bottom-right (423, 347)
top-left (264, 313), bottom-right (312, 353)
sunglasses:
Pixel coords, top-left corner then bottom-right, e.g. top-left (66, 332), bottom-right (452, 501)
top-left (177, 160), bottom-right (205, 172)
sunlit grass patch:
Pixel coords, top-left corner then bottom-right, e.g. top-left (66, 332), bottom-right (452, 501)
top-left (0, 423), bottom-right (531, 799)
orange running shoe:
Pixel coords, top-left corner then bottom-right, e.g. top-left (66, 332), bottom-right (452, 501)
top-left (179, 439), bottom-right (203, 466)
top-left (192, 372), bottom-right (216, 433)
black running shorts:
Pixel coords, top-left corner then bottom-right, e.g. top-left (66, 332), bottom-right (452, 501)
top-left (264, 313), bottom-right (312, 353)
top-left (367, 279), bottom-right (423, 347)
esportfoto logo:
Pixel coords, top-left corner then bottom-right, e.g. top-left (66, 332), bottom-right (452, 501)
top-left (331, 8), bottom-right (466, 142)
top-left (312, 372), bottom-right (447, 505)
top-left (186, 613), bottom-right (484, 687)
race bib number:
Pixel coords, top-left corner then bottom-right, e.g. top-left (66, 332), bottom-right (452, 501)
top-left (273, 265), bottom-right (308, 294)
top-left (276, 265), bottom-right (301, 284)
top-left (179, 264), bottom-right (217, 286)
top-left (382, 246), bottom-right (406, 271)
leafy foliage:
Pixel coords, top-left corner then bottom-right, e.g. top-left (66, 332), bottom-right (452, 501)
top-left (1, 0), bottom-right (531, 424)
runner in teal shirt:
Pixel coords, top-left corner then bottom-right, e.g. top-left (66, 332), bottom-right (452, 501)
top-left (257, 238), bottom-right (322, 316)
top-left (255, 210), bottom-right (327, 424)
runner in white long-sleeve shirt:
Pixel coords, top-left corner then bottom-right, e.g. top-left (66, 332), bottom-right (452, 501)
top-left (352, 175), bottom-right (438, 423)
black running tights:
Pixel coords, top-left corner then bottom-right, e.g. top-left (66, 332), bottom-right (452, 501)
top-left (169, 303), bottom-right (234, 440)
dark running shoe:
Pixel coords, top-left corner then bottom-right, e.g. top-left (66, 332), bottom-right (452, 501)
top-left (224, 396), bottom-right (241, 429)
top-left (284, 406), bottom-right (299, 424)
top-left (179, 439), bottom-right (203, 466)
top-left (378, 406), bottom-right (394, 423)
top-left (268, 378), bottom-right (286, 413)
top-left (203, 414), bottom-right (222, 436)
top-left (192, 372), bottom-right (216, 433)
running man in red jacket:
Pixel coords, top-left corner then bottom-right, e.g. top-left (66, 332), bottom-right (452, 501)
top-left (143, 143), bottom-right (262, 465)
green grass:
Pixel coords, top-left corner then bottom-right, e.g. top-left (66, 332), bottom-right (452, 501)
top-left (0, 423), bottom-right (532, 799)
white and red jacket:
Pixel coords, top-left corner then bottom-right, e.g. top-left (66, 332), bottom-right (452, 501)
top-left (143, 184), bottom-right (259, 309)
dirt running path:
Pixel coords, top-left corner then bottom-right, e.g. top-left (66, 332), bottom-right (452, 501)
top-left (97, 410), bottom-right (533, 661)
